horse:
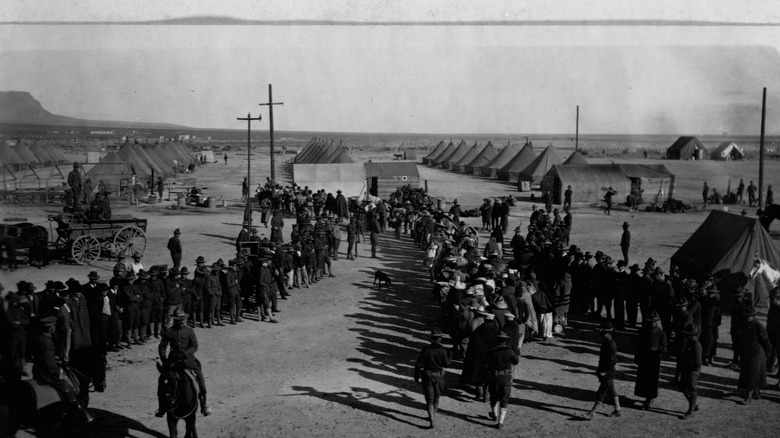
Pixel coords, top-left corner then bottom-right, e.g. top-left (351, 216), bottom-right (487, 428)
top-left (157, 361), bottom-right (199, 438)
top-left (759, 204), bottom-right (780, 231)
top-left (0, 360), bottom-right (95, 436)
top-left (750, 257), bottom-right (780, 291)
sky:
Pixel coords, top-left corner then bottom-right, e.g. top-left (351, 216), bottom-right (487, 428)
top-left (1, 1), bottom-right (780, 135)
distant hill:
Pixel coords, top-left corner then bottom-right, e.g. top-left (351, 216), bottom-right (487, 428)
top-left (0, 91), bottom-right (190, 130)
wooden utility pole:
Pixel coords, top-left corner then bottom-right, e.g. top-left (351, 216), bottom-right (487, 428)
top-left (237, 113), bottom-right (262, 228)
top-left (575, 105), bottom-right (580, 152)
top-left (259, 84), bottom-right (284, 183)
top-left (759, 87), bottom-right (766, 208)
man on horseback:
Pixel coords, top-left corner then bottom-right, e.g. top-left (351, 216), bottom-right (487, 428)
top-left (156, 309), bottom-right (211, 417)
top-left (32, 315), bottom-right (88, 422)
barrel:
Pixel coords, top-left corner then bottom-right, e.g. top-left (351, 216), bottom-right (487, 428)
top-left (206, 196), bottom-right (217, 208)
top-left (177, 195), bottom-right (185, 207)
top-left (147, 195), bottom-right (158, 204)
top-left (437, 198), bottom-right (446, 211)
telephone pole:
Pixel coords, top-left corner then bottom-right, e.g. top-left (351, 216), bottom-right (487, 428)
top-left (575, 105), bottom-right (580, 152)
top-left (759, 87), bottom-right (767, 208)
top-left (237, 112), bottom-right (262, 228)
top-left (259, 84), bottom-right (284, 182)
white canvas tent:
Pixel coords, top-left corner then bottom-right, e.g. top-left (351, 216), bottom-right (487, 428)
top-left (292, 163), bottom-right (366, 198)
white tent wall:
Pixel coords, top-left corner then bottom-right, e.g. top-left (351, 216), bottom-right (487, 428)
top-left (292, 163), bottom-right (366, 198)
top-left (195, 150), bottom-right (215, 162)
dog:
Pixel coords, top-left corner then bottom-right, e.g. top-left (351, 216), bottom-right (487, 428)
top-left (373, 270), bottom-right (392, 289)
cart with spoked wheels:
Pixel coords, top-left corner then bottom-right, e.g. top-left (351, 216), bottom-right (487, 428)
top-left (48, 213), bottom-right (148, 265)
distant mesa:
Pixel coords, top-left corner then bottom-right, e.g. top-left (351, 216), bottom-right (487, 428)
top-left (0, 91), bottom-right (189, 130)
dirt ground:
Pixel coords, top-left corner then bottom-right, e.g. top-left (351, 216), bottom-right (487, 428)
top-left (3, 150), bottom-right (780, 437)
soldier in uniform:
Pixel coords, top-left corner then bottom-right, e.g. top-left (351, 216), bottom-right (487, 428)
top-left (137, 270), bottom-right (153, 342)
top-left (204, 264), bottom-right (224, 327)
top-left (148, 268), bottom-right (167, 336)
top-left (486, 332), bottom-right (520, 429)
top-left (156, 310), bottom-right (211, 417)
top-left (585, 321), bottom-right (621, 420)
top-left (119, 273), bottom-right (142, 348)
top-left (225, 260), bottom-right (242, 324)
top-left (33, 315), bottom-right (89, 423)
top-left (258, 256), bottom-right (279, 323)
top-left (191, 265), bottom-right (209, 327)
top-left (164, 268), bottom-right (186, 328)
top-left (347, 217), bottom-right (358, 260)
top-left (414, 328), bottom-right (451, 429)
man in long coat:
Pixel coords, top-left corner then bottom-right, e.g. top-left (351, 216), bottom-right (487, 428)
top-left (334, 190), bottom-right (349, 221)
top-left (634, 311), bottom-right (667, 409)
top-left (738, 304), bottom-right (771, 404)
top-left (461, 311), bottom-right (500, 401)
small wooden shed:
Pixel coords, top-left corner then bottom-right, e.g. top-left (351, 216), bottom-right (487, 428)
top-left (365, 161), bottom-right (420, 199)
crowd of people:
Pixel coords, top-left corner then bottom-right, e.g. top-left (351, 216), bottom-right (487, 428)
top-left (400, 188), bottom-right (779, 429)
top-left (2, 177), bottom-right (779, 432)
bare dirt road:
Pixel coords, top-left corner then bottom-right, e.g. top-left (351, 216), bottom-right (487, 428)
top-left (4, 152), bottom-right (780, 437)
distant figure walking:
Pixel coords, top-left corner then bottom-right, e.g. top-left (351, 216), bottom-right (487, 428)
top-left (702, 181), bottom-right (709, 207)
top-left (737, 179), bottom-right (745, 204)
top-left (157, 177), bottom-right (165, 199)
top-left (767, 185), bottom-right (774, 206)
top-left (748, 180), bottom-right (757, 206)
top-left (224, 153), bottom-right (228, 164)
top-left (604, 187), bottom-right (617, 215)
top-left (242, 177), bottom-right (249, 202)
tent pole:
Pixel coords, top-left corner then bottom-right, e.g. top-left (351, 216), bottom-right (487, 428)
top-left (759, 87), bottom-right (766, 208)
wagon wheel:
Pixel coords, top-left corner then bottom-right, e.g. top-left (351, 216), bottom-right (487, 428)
top-left (71, 235), bottom-right (101, 265)
top-left (114, 225), bottom-right (147, 258)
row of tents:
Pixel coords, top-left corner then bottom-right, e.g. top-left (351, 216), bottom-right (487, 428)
top-left (0, 141), bottom-right (68, 167)
top-left (86, 139), bottom-right (197, 188)
top-left (422, 140), bottom-right (677, 204)
top-left (422, 139), bottom-right (586, 183)
top-left (666, 136), bottom-right (745, 161)
top-left (293, 138), bottom-right (355, 164)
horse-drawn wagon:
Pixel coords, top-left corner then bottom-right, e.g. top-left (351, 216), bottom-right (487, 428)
top-left (48, 213), bottom-right (148, 264)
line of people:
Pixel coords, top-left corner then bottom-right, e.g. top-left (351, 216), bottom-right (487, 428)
top-left (400, 193), bottom-right (778, 429)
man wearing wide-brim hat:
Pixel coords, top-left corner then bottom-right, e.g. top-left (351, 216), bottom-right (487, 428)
top-left (486, 331), bottom-right (520, 429)
top-left (585, 321), bottom-right (621, 420)
top-left (414, 328), bottom-right (451, 429)
top-left (678, 323), bottom-right (702, 418)
top-left (634, 311), bottom-right (667, 410)
top-left (167, 228), bottom-right (183, 270)
top-left (119, 270), bottom-right (143, 348)
top-left (157, 309), bottom-right (211, 417)
top-left (32, 314), bottom-right (90, 423)
top-left (203, 263), bottom-right (225, 327)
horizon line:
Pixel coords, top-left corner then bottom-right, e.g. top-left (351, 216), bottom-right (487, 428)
top-left (2, 18), bottom-right (780, 26)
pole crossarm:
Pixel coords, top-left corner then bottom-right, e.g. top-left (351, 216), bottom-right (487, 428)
top-left (259, 84), bottom-right (284, 182)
